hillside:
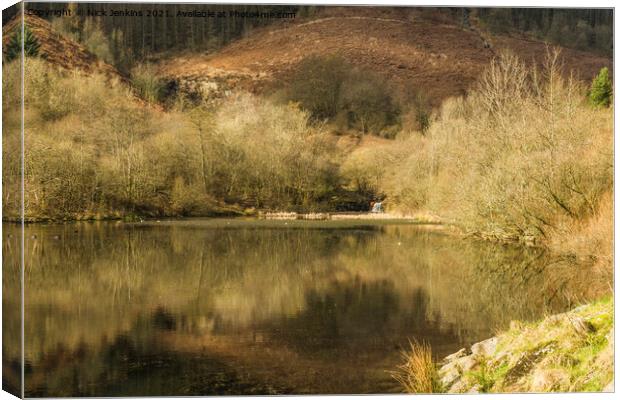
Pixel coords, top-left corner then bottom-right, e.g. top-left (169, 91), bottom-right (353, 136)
top-left (156, 8), bottom-right (611, 106)
top-left (2, 14), bottom-right (124, 81)
top-left (4, 11), bottom-right (610, 108)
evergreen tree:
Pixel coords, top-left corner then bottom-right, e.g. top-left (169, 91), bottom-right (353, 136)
top-left (5, 26), bottom-right (40, 61)
top-left (589, 67), bottom-right (612, 107)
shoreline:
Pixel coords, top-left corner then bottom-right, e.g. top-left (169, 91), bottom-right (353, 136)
top-left (0, 212), bottom-right (559, 250)
top-left (436, 296), bottom-right (614, 393)
top-left (2, 210), bottom-right (442, 224)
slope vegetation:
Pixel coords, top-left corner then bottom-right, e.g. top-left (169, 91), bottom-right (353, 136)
top-left (2, 14), bottom-right (124, 81)
top-left (157, 7), bottom-right (611, 105)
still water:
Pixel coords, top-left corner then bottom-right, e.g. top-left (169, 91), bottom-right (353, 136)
top-left (2, 219), bottom-right (607, 396)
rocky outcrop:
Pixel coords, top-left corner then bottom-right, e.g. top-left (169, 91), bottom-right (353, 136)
top-left (438, 337), bottom-right (499, 393)
top-left (437, 298), bottom-right (613, 393)
top-left (160, 69), bottom-right (260, 106)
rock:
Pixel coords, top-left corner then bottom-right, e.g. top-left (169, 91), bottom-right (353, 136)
top-left (199, 81), bottom-right (219, 95)
top-left (439, 364), bottom-right (461, 389)
top-left (573, 304), bottom-right (588, 313)
top-left (439, 351), bottom-right (478, 390)
top-left (471, 337), bottom-right (499, 358)
top-left (439, 361), bottom-right (455, 374)
top-left (569, 316), bottom-right (596, 337)
top-left (448, 379), bottom-right (469, 393)
top-left (530, 368), bottom-right (570, 392)
top-left (504, 343), bottom-right (556, 387)
top-left (443, 347), bottom-right (468, 362)
top-left (457, 354), bottom-right (479, 371)
top-left (467, 384), bottom-right (482, 393)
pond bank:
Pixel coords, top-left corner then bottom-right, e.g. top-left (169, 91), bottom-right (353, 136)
top-left (4, 210), bottom-right (443, 224)
top-left (258, 211), bottom-right (442, 222)
top-left (403, 296), bottom-right (614, 393)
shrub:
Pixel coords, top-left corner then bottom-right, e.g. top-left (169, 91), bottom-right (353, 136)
top-left (379, 134), bottom-right (432, 212)
top-left (9, 55), bottom-right (345, 219)
top-left (210, 94), bottom-right (338, 209)
top-left (340, 147), bottom-right (387, 195)
top-left (287, 54), bottom-right (348, 121)
top-left (11, 58), bottom-right (159, 217)
top-left (589, 67), bottom-right (612, 107)
top-left (287, 54), bottom-right (401, 134)
top-left (23, 58), bottom-right (76, 120)
top-left (52, 17), bottom-right (131, 71)
top-left (380, 50), bottom-right (613, 250)
top-left (401, 92), bottom-right (432, 134)
top-left (23, 57), bottom-right (114, 121)
top-left (339, 71), bottom-right (400, 133)
top-left (4, 25), bottom-right (40, 61)
top-left (131, 63), bottom-right (165, 103)
top-left (170, 177), bottom-right (205, 215)
top-left (80, 18), bottom-right (114, 64)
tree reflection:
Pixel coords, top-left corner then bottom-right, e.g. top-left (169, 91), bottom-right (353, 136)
top-left (2, 220), bottom-right (607, 396)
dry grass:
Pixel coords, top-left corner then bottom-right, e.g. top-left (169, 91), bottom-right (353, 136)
top-left (549, 191), bottom-right (613, 261)
top-left (392, 340), bottom-right (443, 393)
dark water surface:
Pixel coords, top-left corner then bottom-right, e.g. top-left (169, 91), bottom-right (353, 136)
top-left (2, 219), bottom-right (607, 396)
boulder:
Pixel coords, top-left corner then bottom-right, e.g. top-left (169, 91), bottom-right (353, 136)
top-left (439, 351), bottom-right (478, 390)
top-left (457, 354), bottom-right (479, 371)
top-left (439, 364), bottom-right (461, 389)
top-left (443, 347), bottom-right (468, 362)
top-left (471, 337), bottom-right (499, 358)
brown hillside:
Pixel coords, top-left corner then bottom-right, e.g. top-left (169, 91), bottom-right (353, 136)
top-left (157, 8), bottom-right (611, 106)
top-left (2, 14), bottom-right (124, 81)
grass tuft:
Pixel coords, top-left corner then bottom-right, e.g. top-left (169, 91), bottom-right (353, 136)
top-left (392, 340), bottom-right (443, 393)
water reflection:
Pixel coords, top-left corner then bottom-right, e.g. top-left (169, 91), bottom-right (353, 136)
top-left (2, 229), bottom-right (21, 397)
top-left (2, 219), bottom-right (608, 396)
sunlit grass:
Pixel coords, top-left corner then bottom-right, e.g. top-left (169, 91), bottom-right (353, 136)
top-left (392, 340), bottom-right (443, 393)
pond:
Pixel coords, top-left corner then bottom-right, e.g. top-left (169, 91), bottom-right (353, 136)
top-left (2, 219), bottom-right (607, 396)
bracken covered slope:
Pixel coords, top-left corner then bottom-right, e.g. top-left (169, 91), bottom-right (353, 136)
top-left (2, 14), bottom-right (124, 81)
top-left (157, 7), bottom-right (611, 105)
